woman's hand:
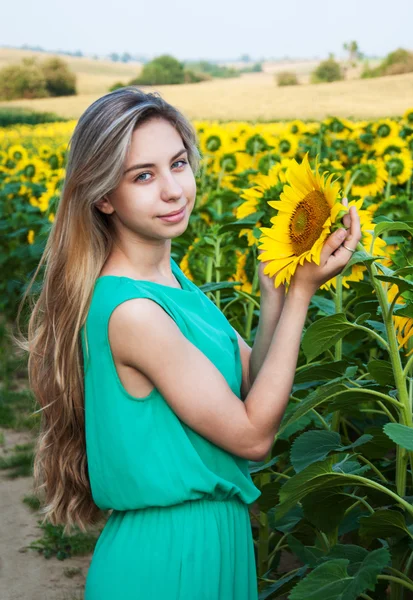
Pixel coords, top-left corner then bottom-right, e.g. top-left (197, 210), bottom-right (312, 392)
top-left (258, 250), bottom-right (286, 297)
top-left (288, 198), bottom-right (361, 299)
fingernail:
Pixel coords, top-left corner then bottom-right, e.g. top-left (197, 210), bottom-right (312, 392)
top-left (338, 228), bottom-right (347, 239)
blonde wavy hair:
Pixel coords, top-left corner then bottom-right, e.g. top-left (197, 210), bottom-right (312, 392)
top-left (14, 87), bottom-right (201, 534)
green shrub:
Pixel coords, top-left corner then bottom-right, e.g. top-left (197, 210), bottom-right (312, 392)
top-left (109, 81), bottom-right (127, 92)
top-left (0, 56), bottom-right (76, 100)
top-left (0, 57), bottom-right (49, 100)
top-left (362, 47), bottom-right (413, 78)
top-left (41, 57), bottom-right (76, 96)
top-left (311, 57), bottom-right (343, 83)
top-left (130, 54), bottom-right (185, 85)
top-left (0, 107), bottom-right (67, 126)
top-left (183, 69), bottom-right (211, 83)
top-left (276, 71), bottom-right (299, 86)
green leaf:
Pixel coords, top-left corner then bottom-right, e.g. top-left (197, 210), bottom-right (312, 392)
top-left (294, 361), bottom-right (349, 385)
top-left (361, 426), bottom-right (396, 459)
top-left (302, 489), bottom-right (357, 534)
top-left (341, 249), bottom-right (383, 274)
top-left (269, 505), bottom-right (304, 533)
top-left (309, 295), bottom-right (336, 315)
top-left (354, 312), bottom-right (372, 325)
top-left (374, 221), bottom-right (413, 237)
top-left (393, 302), bottom-right (413, 319)
top-left (199, 281), bottom-right (243, 292)
top-left (287, 535), bottom-right (325, 568)
top-left (290, 431), bottom-right (372, 473)
top-left (374, 275), bottom-right (413, 295)
top-left (289, 559), bottom-right (350, 600)
top-left (325, 388), bottom-right (394, 415)
top-left (274, 455), bottom-right (396, 521)
top-left (289, 548), bottom-right (389, 600)
top-left (302, 314), bottom-right (356, 361)
top-left (394, 266), bottom-right (413, 277)
top-left (359, 510), bottom-right (413, 542)
top-left (258, 566), bottom-right (308, 598)
top-left (367, 359), bottom-right (395, 386)
top-left (276, 382), bottom-right (348, 437)
top-left (217, 211), bottom-right (265, 234)
top-left (256, 481), bottom-right (281, 512)
top-left (383, 423), bottom-right (413, 451)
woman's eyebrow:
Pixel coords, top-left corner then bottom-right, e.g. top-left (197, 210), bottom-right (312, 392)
top-left (123, 148), bottom-right (187, 175)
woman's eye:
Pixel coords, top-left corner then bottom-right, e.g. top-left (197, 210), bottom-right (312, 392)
top-left (134, 159), bottom-right (187, 183)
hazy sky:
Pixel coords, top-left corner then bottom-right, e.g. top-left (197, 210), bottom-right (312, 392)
top-left (3, 0), bottom-right (412, 61)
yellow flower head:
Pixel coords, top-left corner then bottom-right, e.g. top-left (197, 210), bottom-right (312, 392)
top-left (403, 108), bottom-right (413, 126)
top-left (372, 118), bottom-right (400, 140)
top-left (344, 159), bottom-right (388, 198)
top-left (257, 154), bottom-right (342, 288)
top-left (383, 150), bottom-right (413, 185)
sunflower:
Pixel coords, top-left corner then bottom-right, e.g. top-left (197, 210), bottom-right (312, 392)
top-left (383, 150), bottom-right (413, 185)
top-left (228, 249), bottom-right (258, 295)
top-left (274, 134), bottom-right (298, 158)
top-left (403, 108), bottom-right (413, 126)
top-left (257, 154), bottom-right (342, 288)
top-left (372, 118), bottom-right (400, 139)
top-left (344, 159), bottom-right (388, 197)
top-left (7, 144), bottom-right (28, 163)
top-left (374, 136), bottom-right (407, 157)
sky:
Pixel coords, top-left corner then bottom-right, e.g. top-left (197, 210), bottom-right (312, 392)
top-left (3, 0), bottom-right (412, 62)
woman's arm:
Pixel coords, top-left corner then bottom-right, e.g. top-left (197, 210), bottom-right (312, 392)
top-left (232, 290), bottom-right (286, 400)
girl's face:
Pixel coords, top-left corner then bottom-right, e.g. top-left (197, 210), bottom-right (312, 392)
top-left (96, 117), bottom-right (197, 241)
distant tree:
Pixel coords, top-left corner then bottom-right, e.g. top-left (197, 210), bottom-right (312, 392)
top-left (361, 47), bottom-right (413, 78)
top-left (240, 54), bottom-right (251, 62)
top-left (109, 53), bottom-right (120, 62)
top-left (311, 57), bottom-right (343, 83)
top-left (121, 52), bottom-right (132, 63)
top-left (343, 41), bottom-right (361, 65)
top-left (130, 54), bottom-right (185, 85)
top-left (40, 57), bottom-right (76, 96)
top-left (0, 57), bottom-right (49, 100)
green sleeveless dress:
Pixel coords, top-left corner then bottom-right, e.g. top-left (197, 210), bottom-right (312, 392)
top-left (80, 256), bottom-right (262, 600)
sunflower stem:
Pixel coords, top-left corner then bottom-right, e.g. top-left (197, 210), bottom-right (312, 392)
top-left (343, 169), bottom-right (361, 198)
top-left (365, 257), bottom-right (412, 501)
top-left (384, 176), bottom-right (392, 202)
top-left (331, 274), bottom-right (344, 433)
top-left (245, 253), bottom-right (259, 343)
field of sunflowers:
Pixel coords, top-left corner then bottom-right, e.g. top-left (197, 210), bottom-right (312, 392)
top-left (1, 109), bottom-right (413, 599)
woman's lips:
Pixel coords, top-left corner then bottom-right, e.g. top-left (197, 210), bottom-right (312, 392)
top-left (158, 205), bottom-right (186, 223)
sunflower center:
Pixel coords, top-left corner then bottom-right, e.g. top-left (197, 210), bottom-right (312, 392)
top-left (279, 140), bottom-right (291, 153)
top-left (360, 132), bottom-right (374, 145)
top-left (355, 164), bottom-right (377, 186)
top-left (220, 153), bottom-right (237, 172)
top-left (377, 124), bottom-right (391, 137)
top-left (386, 157), bottom-right (404, 176)
top-left (206, 136), bottom-right (221, 152)
top-left (289, 190), bottom-right (331, 255)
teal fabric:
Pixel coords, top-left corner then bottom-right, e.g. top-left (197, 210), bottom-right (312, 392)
top-left (81, 256), bottom-right (261, 599)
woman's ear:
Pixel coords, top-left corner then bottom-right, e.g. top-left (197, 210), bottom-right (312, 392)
top-left (95, 195), bottom-right (115, 215)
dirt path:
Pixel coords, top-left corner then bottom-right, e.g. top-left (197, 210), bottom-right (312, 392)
top-left (0, 428), bottom-right (91, 600)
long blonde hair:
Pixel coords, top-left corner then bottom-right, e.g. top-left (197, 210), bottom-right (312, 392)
top-left (14, 87), bottom-right (201, 533)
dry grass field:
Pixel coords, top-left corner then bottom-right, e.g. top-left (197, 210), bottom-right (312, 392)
top-left (0, 47), bottom-right (411, 121)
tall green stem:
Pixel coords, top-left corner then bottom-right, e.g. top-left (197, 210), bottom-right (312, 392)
top-left (331, 274), bottom-right (343, 433)
top-left (365, 256), bottom-right (412, 496)
top-left (214, 237), bottom-right (222, 310)
top-left (245, 255), bottom-right (259, 343)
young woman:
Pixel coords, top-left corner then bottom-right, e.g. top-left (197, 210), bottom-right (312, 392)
top-left (18, 87), bottom-right (361, 599)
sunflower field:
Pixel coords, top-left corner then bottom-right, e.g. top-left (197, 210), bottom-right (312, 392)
top-left (1, 109), bottom-right (413, 599)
